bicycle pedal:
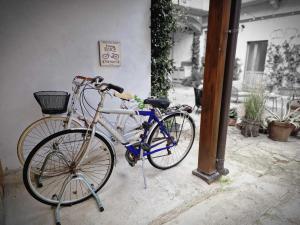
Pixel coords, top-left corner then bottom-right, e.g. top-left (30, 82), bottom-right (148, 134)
top-left (128, 161), bottom-right (136, 167)
top-left (125, 150), bottom-right (138, 167)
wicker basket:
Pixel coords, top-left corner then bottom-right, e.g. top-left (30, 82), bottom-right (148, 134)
top-left (34, 91), bottom-right (70, 114)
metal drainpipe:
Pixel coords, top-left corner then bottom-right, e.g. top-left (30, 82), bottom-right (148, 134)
top-left (216, 0), bottom-right (241, 175)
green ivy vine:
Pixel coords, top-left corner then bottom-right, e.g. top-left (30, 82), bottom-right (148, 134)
top-left (191, 32), bottom-right (200, 73)
top-left (151, 0), bottom-right (176, 97)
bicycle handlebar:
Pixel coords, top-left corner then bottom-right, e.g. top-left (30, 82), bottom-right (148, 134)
top-left (108, 84), bottom-right (124, 93)
top-left (96, 83), bottom-right (124, 93)
top-left (74, 75), bottom-right (104, 83)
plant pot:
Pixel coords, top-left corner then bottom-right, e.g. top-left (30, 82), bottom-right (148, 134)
top-left (228, 118), bottom-right (237, 126)
top-left (291, 126), bottom-right (300, 137)
top-left (268, 121), bottom-right (293, 142)
top-left (259, 125), bottom-right (268, 134)
top-left (241, 119), bottom-right (260, 137)
top-left (290, 99), bottom-right (300, 111)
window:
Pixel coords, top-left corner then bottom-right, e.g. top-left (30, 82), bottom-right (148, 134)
top-left (242, 40), bottom-right (268, 91)
top-left (245, 40), bottom-right (268, 72)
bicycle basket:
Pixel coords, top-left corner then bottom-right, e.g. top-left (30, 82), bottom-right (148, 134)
top-left (34, 91), bottom-right (70, 114)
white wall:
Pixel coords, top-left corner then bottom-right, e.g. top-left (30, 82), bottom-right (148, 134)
top-left (240, 0), bottom-right (300, 20)
top-left (172, 32), bottom-right (194, 68)
top-left (235, 14), bottom-right (300, 89)
top-left (197, 0), bottom-right (300, 89)
top-left (233, 0), bottom-right (300, 89)
top-left (0, 0), bottom-right (151, 170)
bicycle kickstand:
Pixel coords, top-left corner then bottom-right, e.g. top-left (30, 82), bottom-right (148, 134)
top-left (54, 173), bottom-right (104, 225)
top-left (140, 149), bottom-right (147, 189)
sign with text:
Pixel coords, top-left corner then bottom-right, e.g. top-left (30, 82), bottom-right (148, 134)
top-left (99, 41), bottom-right (121, 66)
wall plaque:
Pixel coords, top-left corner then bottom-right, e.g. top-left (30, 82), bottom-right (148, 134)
top-left (99, 41), bottom-right (121, 66)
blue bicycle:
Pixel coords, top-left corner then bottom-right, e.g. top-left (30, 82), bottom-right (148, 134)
top-left (23, 82), bottom-right (195, 224)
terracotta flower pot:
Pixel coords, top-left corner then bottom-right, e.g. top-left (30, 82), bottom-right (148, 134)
top-left (291, 126), bottom-right (300, 137)
top-left (268, 121), bottom-right (293, 142)
top-left (290, 99), bottom-right (300, 111)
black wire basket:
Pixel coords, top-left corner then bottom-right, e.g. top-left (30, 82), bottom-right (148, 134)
top-left (34, 91), bottom-right (70, 114)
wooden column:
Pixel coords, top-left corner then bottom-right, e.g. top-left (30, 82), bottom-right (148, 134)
top-left (216, 0), bottom-right (241, 175)
top-left (192, 0), bottom-right (232, 183)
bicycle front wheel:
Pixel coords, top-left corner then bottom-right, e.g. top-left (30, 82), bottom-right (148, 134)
top-left (147, 112), bottom-right (195, 170)
top-left (23, 129), bottom-right (114, 206)
top-left (17, 116), bottom-right (81, 166)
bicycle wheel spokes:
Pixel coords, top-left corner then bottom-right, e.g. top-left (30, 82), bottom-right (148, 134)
top-left (24, 129), bottom-right (114, 206)
top-left (148, 113), bottom-right (195, 169)
top-left (18, 116), bottom-right (81, 165)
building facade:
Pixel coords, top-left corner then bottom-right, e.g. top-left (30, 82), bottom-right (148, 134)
top-left (172, 0), bottom-right (300, 94)
top-left (0, 0), bottom-right (151, 170)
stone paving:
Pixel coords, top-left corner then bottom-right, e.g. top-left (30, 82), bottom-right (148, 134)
top-left (3, 86), bottom-right (300, 225)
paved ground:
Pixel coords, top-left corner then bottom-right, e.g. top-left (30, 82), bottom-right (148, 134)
top-left (3, 86), bottom-right (300, 225)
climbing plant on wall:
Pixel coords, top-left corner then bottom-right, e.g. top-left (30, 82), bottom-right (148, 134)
top-left (151, 0), bottom-right (176, 97)
top-left (191, 32), bottom-right (200, 73)
top-left (265, 41), bottom-right (300, 89)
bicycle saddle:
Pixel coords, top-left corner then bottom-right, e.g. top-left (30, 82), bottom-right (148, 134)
top-left (144, 98), bottom-right (170, 109)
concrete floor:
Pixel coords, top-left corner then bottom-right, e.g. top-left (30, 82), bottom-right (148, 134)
top-left (3, 86), bottom-right (300, 225)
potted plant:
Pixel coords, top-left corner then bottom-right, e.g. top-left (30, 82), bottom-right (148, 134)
top-left (228, 108), bottom-right (238, 126)
top-left (289, 99), bottom-right (300, 136)
top-left (241, 92), bottom-right (265, 137)
top-left (265, 42), bottom-right (300, 92)
top-left (264, 99), bottom-right (300, 141)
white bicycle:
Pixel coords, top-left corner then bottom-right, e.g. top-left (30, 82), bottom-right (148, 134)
top-left (22, 81), bottom-right (195, 225)
top-left (17, 75), bottom-right (145, 166)
top-left (17, 76), bottom-right (102, 165)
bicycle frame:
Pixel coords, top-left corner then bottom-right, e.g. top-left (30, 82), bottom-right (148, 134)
top-left (30, 86), bottom-right (191, 210)
top-left (67, 80), bottom-right (145, 140)
top-left (76, 91), bottom-right (177, 166)
top-left (65, 80), bottom-right (83, 128)
top-left (113, 99), bottom-right (144, 142)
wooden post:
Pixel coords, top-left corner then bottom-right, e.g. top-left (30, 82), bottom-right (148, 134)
top-left (192, 0), bottom-right (232, 183)
top-left (216, 0), bottom-right (241, 175)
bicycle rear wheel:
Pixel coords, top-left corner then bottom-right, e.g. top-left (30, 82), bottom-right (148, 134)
top-left (147, 112), bottom-right (195, 170)
top-left (17, 116), bottom-right (81, 166)
top-left (23, 129), bottom-right (114, 206)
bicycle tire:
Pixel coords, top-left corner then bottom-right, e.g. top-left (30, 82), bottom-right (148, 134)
top-left (17, 116), bottom-right (81, 166)
top-left (147, 112), bottom-right (195, 170)
top-left (23, 129), bottom-right (114, 206)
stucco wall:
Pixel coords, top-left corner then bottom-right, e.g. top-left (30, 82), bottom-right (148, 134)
top-left (172, 32), bottom-right (194, 68)
top-left (0, 0), bottom-right (151, 170)
top-left (235, 14), bottom-right (300, 89)
top-left (196, 0), bottom-right (300, 89)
